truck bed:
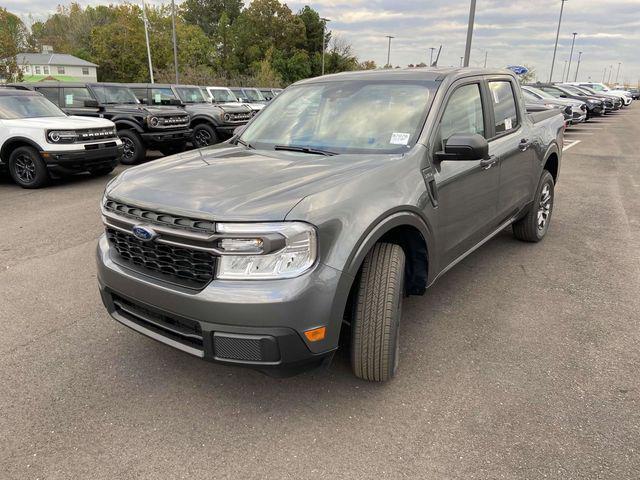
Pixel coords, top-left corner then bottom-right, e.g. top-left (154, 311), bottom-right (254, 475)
top-left (528, 109), bottom-right (563, 124)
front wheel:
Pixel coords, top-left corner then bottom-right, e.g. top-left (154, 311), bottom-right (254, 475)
top-left (8, 146), bottom-right (50, 189)
top-left (513, 170), bottom-right (555, 242)
top-left (351, 243), bottom-right (405, 382)
top-left (118, 130), bottom-right (145, 165)
top-left (192, 124), bottom-right (219, 148)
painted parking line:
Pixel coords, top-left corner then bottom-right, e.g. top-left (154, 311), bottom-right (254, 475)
top-left (563, 140), bottom-right (581, 152)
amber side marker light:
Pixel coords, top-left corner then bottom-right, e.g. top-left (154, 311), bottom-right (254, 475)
top-left (304, 326), bottom-right (326, 342)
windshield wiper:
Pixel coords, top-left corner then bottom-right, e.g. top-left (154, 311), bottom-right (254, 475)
top-left (274, 145), bottom-right (337, 156)
top-left (235, 138), bottom-right (254, 149)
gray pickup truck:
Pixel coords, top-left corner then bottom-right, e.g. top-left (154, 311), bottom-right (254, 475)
top-left (97, 68), bottom-right (564, 382)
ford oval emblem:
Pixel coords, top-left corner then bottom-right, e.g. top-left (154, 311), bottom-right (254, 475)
top-left (132, 225), bottom-right (157, 242)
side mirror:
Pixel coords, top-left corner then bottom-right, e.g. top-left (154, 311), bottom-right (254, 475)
top-left (84, 99), bottom-right (99, 108)
top-left (141, 97), bottom-right (149, 104)
top-left (435, 133), bottom-right (489, 162)
top-left (169, 98), bottom-right (183, 106)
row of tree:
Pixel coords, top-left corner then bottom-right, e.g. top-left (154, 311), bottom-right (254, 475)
top-left (1, 1), bottom-right (377, 86)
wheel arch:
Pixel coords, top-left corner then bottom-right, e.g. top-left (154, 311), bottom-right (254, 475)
top-left (543, 148), bottom-right (560, 184)
top-left (0, 137), bottom-right (43, 163)
top-left (190, 115), bottom-right (219, 128)
top-left (113, 119), bottom-right (144, 133)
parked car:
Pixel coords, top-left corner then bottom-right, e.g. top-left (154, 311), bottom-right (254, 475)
top-left (230, 87), bottom-right (268, 104)
top-left (522, 86), bottom-right (587, 124)
top-left (97, 68), bottom-right (564, 382)
top-left (571, 82), bottom-right (633, 106)
top-left (560, 84), bottom-right (622, 110)
top-left (525, 83), bottom-right (605, 118)
top-left (204, 86), bottom-right (264, 115)
top-left (258, 88), bottom-right (282, 101)
top-left (627, 88), bottom-right (640, 100)
top-left (10, 82), bottom-right (192, 164)
top-left (126, 84), bottom-right (253, 149)
top-left (0, 88), bottom-right (122, 188)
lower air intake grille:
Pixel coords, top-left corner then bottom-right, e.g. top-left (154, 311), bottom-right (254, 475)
top-left (106, 228), bottom-right (215, 289)
top-left (214, 334), bottom-right (265, 362)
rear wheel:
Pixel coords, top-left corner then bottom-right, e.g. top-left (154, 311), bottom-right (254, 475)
top-left (513, 170), bottom-right (555, 242)
top-left (118, 130), bottom-right (145, 165)
top-left (8, 146), bottom-right (50, 189)
top-left (351, 243), bottom-right (405, 382)
top-left (192, 124), bottom-right (218, 148)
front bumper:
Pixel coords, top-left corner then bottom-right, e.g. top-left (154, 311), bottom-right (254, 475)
top-left (140, 129), bottom-right (193, 146)
top-left (96, 234), bottom-right (350, 375)
top-left (216, 124), bottom-right (247, 136)
top-left (41, 143), bottom-right (123, 175)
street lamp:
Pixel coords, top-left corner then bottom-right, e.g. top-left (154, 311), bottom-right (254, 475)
top-left (320, 17), bottom-right (331, 76)
top-left (573, 51), bottom-right (582, 81)
top-left (549, 0), bottom-right (568, 82)
top-left (615, 62), bottom-right (621, 84)
top-left (565, 32), bottom-right (577, 82)
top-left (483, 51), bottom-right (488, 68)
top-left (429, 47), bottom-right (435, 66)
top-left (463, 0), bottom-right (477, 67)
top-left (171, 0), bottom-right (179, 83)
top-left (460, 56), bottom-right (464, 67)
top-left (561, 60), bottom-right (568, 82)
top-left (385, 35), bottom-right (394, 68)
top-left (607, 64), bottom-right (613, 84)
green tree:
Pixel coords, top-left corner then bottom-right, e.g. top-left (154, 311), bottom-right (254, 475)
top-left (0, 8), bottom-right (31, 81)
top-left (180, 0), bottom-right (242, 37)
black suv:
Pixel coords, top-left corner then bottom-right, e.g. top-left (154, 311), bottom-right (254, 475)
top-left (125, 84), bottom-right (252, 148)
top-left (11, 82), bottom-right (192, 164)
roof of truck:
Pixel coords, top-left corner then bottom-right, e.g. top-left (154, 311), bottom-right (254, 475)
top-left (0, 87), bottom-right (39, 96)
top-left (296, 67), bottom-right (516, 85)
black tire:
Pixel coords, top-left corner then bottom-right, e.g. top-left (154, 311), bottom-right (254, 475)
top-left (513, 170), bottom-right (555, 242)
top-left (89, 165), bottom-right (115, 177)
top-left (8, 146), bottom-right (50, 189)
top-left (159, 142), bottom-right (186, 156)
top-left (351, 243), bottom-right (405, 382)
top-left (118, 130), bottom-right (145, 165)
top-left (192, 124), bottom-right (219, 148)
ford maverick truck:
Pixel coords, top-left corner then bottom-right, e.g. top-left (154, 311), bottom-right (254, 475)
top-left (97, 68), bottom-right (564, 382)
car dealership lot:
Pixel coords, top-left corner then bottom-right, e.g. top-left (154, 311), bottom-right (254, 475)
top-left (1, 107), bottom-right (639, 478)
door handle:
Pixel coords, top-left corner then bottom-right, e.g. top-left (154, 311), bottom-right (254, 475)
top-left (519, 138), bottom-right (532, 151)
top-left (480, 155), bottom-right (498, 170)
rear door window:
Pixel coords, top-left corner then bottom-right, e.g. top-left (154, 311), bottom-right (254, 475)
top-left (62, 87), bottom-right (94, 107)
top-left (488, 81), bottom-right (518, 135)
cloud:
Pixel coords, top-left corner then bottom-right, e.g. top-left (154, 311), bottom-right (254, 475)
top-left (6, 0), bottom-right (640, 83)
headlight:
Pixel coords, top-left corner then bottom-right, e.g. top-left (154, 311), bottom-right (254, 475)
top-left (148, 116), bottom-right (159, 127)
top-left (224, 113), bottom-right (231, 122)
top-left (47, 130), bottom-right (78, 143)
top-left (587, 99), bottom-right (598, 104)
top-left (216, 222), bottom-right (317, 279)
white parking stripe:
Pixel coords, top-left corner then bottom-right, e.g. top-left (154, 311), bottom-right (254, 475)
top-left (563, 140), bottom-right (581, 151)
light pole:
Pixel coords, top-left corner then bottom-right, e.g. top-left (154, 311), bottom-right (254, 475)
top-left (483, 51), bottom-right (488, 68)
top-left (463, 0), bottom-right (476, 67)
top-left (602, 67), bottom-right (607, 83)
top-left (321, 17), bottom-right (331, 76)
top-left (385, 35), bottom-right (394, 68)
top-left (573, 51), bottom-right (582, 81)
top-left (429, 47), bottom-right (435, 66)
top-left (171, 0), bottom-right (179, 83)
top-left (615, 62), bottom-right (621, 84)
top-left (561, 60), bottom-right (567, 82)
top-left (549, 0), bottom-right (567, 82)
top-left (142, 1), bottom-right (154, 83)
top-left (565, 32), bottom-right (577, 82)
top-left (607, 64), bottom-right (613, 84)
top-left (460, 56), bottom-right (464, 67)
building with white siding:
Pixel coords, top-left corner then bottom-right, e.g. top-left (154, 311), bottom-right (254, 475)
top-left (13, 48), bottom-right (98, 82)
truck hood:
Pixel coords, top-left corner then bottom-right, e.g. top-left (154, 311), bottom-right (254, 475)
top-left (106, 145), bottom-right (401, 221)
top-left (3, 116), bottom-right (114, 129)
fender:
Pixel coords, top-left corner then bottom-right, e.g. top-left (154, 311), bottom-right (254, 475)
top-left (344, 209), bottom-right (435, 281)
top-left (0, 136), bottom-right (44, 162)
top-left (190, 113), bottom-right (220, 128)
top-left (112, 119), bottom-right (144, 133)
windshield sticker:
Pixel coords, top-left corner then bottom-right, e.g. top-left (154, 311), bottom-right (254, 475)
top-left (65, 94), bottom-right (73, 106)
top-left (154, 93), bottom-right (162, 104)
top-left (390, 132), bottom-right (411, 145)
top-left (505, 118), bottom-right (513, 130)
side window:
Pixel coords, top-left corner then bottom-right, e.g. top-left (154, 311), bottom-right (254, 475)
top-left (488, 81), bottom-right (518, 135)
top-left (150, 88), bottom-right (176, 105)
top-left (43, 66), bottom-right (50, 75)
top-left (63, 87), bottom-right (94, 107)
top-left (130, 88), bottom-right (147, 102)
top-left (438, 83), bottom-right (485, 148)
top-left (35, 66), bottom-right (41, 74)
top-left (37, 87), bottom-right (60, 105)
top-left (57, 66), bottom-right (65, 74)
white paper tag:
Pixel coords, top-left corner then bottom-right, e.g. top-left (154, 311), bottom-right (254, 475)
top-left (154, 93), bottom-right (162, 104)
top-left (492, 88), bottom-right (500, 104)
top-left (65, 94), bottom-right (73, 106)
top-left (504, 118), bottom-right (513, 130)
top-left (390, 132), bottom-right (411, 145)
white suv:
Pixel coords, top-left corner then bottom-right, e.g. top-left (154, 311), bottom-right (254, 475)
top-left (571, 82), bottom-right (633, 106)
top-left (0, 88), bottom-right (122, 188)
top-left (205, 86), bottom-right (264, 115)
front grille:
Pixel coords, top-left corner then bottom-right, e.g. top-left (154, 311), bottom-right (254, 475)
top-left (76, 128), bottom-right (117, 142)
top-left (103, 199), bottom-right (215, 233)
top-left (106, 228), bottom-right (215, 288)
top-left (112, 294), bottom-right (204, 350)
top-left (158, 115), bottom-right (190, 128)
top-left (226, 112), bottom-right (252, 123)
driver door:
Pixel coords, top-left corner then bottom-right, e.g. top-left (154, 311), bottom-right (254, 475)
top-left (426, 79), bottom-right (501, 268)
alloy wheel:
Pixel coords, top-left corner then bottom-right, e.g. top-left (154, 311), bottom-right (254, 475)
top-left (194, 129), bottom-right (212, 147)
top-left (14, 153), bottom-right (37, 184)
top-left (122, 137), bottom-right (136, 160)
top-left (537, 183), bottom-right (552, 232)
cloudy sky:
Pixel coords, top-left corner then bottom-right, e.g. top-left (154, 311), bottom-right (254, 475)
top-left (5, 0), bottom-right (640, 84)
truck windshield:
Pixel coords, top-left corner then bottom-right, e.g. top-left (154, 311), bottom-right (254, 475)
top-left (239, 80), bottom-right (434, 154)
top-left (176, 87), bottom-right (207, 103)
top-left (210, 89), bottom-right (238, 103)
top-left (0, 95), bottom-right (66, 119)
top-left (243, 89), bottom-right (266, 102)
top-left (91, 85), bottom-right (139, 104)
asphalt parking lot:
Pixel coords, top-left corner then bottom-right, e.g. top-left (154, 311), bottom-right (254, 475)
top-left (1, 106), bottom-right (639, 479)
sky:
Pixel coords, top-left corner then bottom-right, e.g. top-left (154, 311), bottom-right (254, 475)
top-left (5, 0), bottom-right (640, 85)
